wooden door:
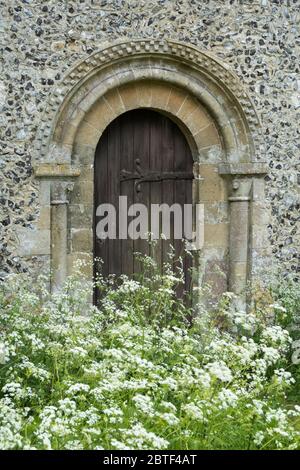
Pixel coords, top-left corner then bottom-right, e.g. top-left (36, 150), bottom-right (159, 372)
top-left (94, 109), bottom-right (193, 300)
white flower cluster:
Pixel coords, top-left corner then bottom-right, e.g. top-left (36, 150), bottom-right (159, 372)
top-left (119, 423), bottom-right (169, 450)
top-left (0, 398), bottom-right (26, 449)
top-left (0, 271), bottom-right (299, 450)
top-left (0, 342), bottom-right (9, 365)
top-left (217, 389), bottom-right (239, 410)
top-left (103, 406), bottom-right (123, 424)
top-left (274, 369), bottom-right (295, 386)
top-left (261, 326), bottom-right (291, 350)
top-left (117, 279), bottom-right (141, 294)
top-left (182, 402), bottom-right (205, 421)
top-left (207, 361), bottom-right (233, 382)
top-left (132, 394), bottom-right (155, 417)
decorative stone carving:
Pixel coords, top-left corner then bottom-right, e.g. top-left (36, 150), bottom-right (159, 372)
top-left (217, 161), bottom-right (268, 307)
top-left (34, 167), bottom-right (79, 292)
top-left (34, 39), bottom-right (263, 165)
top-left (227, 177), bottom-right (252, 307)
top-left (50, 181), bottom-right (75, 292)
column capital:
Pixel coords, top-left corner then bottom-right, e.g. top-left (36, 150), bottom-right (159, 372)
top-left (228, 177), bottom-right (252, 201)
top-left (51, 181), bottom-right (75, 205)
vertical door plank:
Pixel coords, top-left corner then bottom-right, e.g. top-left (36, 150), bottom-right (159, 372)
top-left (133, 111), bottom-right (150, 275)
top-left (185, 142), bottom-right (193, 295)
top-left (120, 113), bottom-right (134, 276)
top-left (149, 111), bottom-right (163, 271)
top-left (173, 125), bottom-right (188, 297)
top-left (161, 115), bottom-right (175, 270)
top-left (94, 127), bottom-right (109, 280)
top-left (107, 119), bottom-right (121, 276)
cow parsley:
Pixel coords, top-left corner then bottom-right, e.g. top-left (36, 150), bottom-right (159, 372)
top-left (0, 265), bottom-right (299, 450)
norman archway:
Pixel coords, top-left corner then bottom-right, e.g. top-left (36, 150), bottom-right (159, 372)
top-left (93, 108), bottom-right (195, 303)
top-left (30, 39), bottom-right (268, 307)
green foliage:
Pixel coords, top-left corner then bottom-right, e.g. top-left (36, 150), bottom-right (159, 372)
top-left (268, 275), bottom-right (300, 405)
top-left (0, 257), bottom-right (299, 450)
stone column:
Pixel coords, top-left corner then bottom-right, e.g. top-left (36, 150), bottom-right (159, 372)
top-left (34, 164), bottom-right (81, 293)
top-left (228, 178), bottom-right (252, 309)
top-left (218, 163), bottom-right (268, 310)
top-left (50, 182), bottom-right (72, 292)
top-left (191, 161), bottom-right (205, 305)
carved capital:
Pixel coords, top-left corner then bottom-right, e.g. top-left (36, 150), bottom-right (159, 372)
top-left (228, 177), bottom-right (252, 201)
top-left (51, 181), bottom-right (75, 205)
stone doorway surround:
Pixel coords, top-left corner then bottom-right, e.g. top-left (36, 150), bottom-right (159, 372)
top-left (25, 39), bottom-right (269, 307)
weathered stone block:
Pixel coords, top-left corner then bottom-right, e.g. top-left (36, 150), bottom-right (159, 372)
top-left (84, 97), bottom-right (117, 131)
top-left (73, 143), bottom-right (96, 166)
top-left (104, 88), bottom-right (126, 116)
top-left (194, 123), bottom-right (220, 148)
top-left (204, 223), bottom-right (229, 247)
top-left (73, 120), bottom-right (101, 147)
top-left (71, 179), bottom-right (93, 205)
top-left (71, 228), bottom-right (93, 252)
top-left (16, 228), bottom-right (50, 256)
top-left (204, 201), bottom-right (229, 224)
top-left (37, 206), bottom-right (51, 229)
top-left (150, 83), bottom-right (172, 109)
top-left (136, 82), bottom-right (153, 107)
top-left (69, 204), bottom-right (93, 228)
top-left (177, 95), bottom-right (200, 122)
top-left (118, 84), bottom-right (139, 110)
top-left (252, 202), bottom-right (270, 226)
top-left (166, 88), bottom-right (187, 115)
top-left (199, 164), bottom-right (227, 201)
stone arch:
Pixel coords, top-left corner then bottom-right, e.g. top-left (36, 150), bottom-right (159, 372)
top-left (73, 80), bottom-right (221, 161)
top-left (32, 39), bottom-right (268, 307)
top-left (34, 39), bottom-right (263, 165)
